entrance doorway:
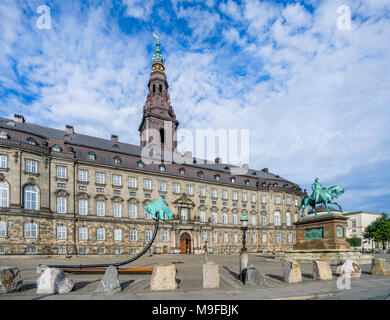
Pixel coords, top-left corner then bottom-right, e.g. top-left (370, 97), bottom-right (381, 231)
top-left (163, 246), bottom-right (168, 254)
top-left (180, 232), bottom-right (192, 254)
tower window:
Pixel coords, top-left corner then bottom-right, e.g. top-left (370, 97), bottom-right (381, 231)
top-left (159, 84), bottom-right (162, 93)
top-left (160, 128), bottom-right (165, 144)
top-left (153, 84), bottom-right (156, 94)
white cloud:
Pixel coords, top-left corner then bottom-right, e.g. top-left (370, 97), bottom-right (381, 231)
top-left (122, 0), bottom-right (155, 20)
top-left (1, 0), bottom-right (390, 212)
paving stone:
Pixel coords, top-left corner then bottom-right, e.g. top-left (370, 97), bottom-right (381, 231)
top-left (150, 263), bottom-right (178, 291)
top-left (313, 260), bottom-right (333, 280)
top-left (96, 266), bottom-right (121, 293)
top-left (242, 264), bottom-right (266, 286)
top-left (0, 266), bottom-right (23, 293)
top-left (371, 258), bottom-right (390, 276)
top-left (36, 268), bottom-right (74, 294)
top-left (203, 261), bottom-right (219, 289)
top-left (282, 259), bottom-right (302, 283)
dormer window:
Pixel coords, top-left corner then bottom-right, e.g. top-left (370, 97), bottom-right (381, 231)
top-left (231, 177), bottom-right (236, 183)
top-left (198, 171), bottom-right (204, 178)
top-left (27, 138), bottom-right (37, 146)
top-left (137, 160), bottom-right (144, 168)
top-left (114, 156), bottom-right (121, 164)
top-left (262, 182), bottom-right (267, 187)
top-left (179, 168), bottom-right (185, 176)
top-left (245, 179), bottom-right (250, 186)
top-left (52, 145), bottom-right (62, 152)
top-left (215, 174), bottom-right (220, 181)
top-left (88, 152), bottom-right (96, 160)
top-left (159, 164), bottom-right (166, 172)
top-left (112, 144), bottom-right (119, 149)
top-left (252, 172), bottom-right (256, 175)
top-left (284, 184), bottom-right (289, 188)
top-left (273, 182), bottom-right (278, 188)
top-left (0, 131), bottom-right (8, 139)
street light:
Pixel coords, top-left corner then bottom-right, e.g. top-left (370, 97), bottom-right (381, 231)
top-left (239, 212), bottom-right (249, 282)
top-left (240, 212), bottom-right (248, 251)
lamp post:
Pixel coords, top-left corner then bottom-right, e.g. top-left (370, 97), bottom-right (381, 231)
top-left (204, 240), bottom-right (208, 263)
top-left (239, 213), bottom-right (248, 282)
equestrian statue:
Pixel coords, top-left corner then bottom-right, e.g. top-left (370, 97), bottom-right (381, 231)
top-left (298, 178), bottom-right (344, 218)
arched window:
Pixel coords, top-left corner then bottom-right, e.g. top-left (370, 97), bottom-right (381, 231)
top-left (57, 226), bottom-right (67, 239)
top-left (27, 138), bottom-right (37, 146)
top-left (262, 215), bottom-right (267, 226)
top-left (52, 145), bottom-right (62, 152)
top-left (88, 152), bottom-right (96, 160)
top-left (0, 182), bottom-right (9, 207)
top-left (24, 185), bottom-right (38, 210)
top-left (198, 171), bottom-right (204, 178)
top-left (24, 223), bottom-right (38, 238)
top-left (160, 128), bottom-right (165, 144)
top-left (159, 84), bottom-right (162, 93)
top-left (137, 160), bottom-right (144, 168)
top-left (274, 211), bottom-right (280, 226)
top-left (130, 229), bottom-right (137, 241)
top-left (114, 229), bottom-right (122, 241)
top-left (0, 221), bottom-right (6, 238)
top-left (286, 212), bottom-right (291, 226)
top-left (145, 229), bottom-right (152, 242)
top-left (97, 228), bottom-right (105, 241)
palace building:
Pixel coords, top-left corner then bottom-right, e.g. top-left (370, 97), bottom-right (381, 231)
top-left (0, 40), bottom-right (305, 255)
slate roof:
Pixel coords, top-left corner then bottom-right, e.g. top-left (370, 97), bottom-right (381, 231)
top-left (0, 116), bottom-right (301, 189)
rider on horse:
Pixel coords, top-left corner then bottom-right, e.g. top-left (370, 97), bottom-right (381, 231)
top-left (310, 178), bottom-right (325, 203)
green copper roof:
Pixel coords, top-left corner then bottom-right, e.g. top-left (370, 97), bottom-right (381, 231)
top-left (152, 33), bottom-right (164, 64)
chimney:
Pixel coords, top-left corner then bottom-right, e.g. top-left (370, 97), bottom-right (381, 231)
top-left (242, 163), bottom-right (249, 170)
top-left (184, 151), bottom-right (193, 164)
top-left (261, 168), bottom-right (269, 173)
top-left (111, 134), bottom-right (118, 145)
top-left (65, 125), bottom-right (74, 135)
top-left (13, 114), bottom-right (25, 123)
top-left (215, 157), bottom-right (222, 164)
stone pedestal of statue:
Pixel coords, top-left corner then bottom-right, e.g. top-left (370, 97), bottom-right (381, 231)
top-left (283, 212), bottom-right (373, 264)
top-left (293, 213), bottom-right (349, 250)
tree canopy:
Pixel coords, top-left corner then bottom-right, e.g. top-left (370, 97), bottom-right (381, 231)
top-left (363, 213), bottom-right (390, 247)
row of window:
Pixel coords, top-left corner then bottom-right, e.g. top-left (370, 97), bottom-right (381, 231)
top-left (0, 183), bottom-right (298, 226)
top-left (1, 156), bottom-right (300, 205)
top-left (1, 155), bottom-right (296, 195)
top-left (0, 222), bottom-right (293, 244)
top-left (0, 183), bottom-right (297, 225)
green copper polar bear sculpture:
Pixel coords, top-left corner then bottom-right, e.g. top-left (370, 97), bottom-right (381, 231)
top-left (145, 196), bottom-right (173, 221)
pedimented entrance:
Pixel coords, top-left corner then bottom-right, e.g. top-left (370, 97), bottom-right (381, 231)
top-left (180, 232), bottom-right (192, 254)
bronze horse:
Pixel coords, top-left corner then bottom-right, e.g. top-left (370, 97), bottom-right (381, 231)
top-left (299, 185), bottom-right (344, 218)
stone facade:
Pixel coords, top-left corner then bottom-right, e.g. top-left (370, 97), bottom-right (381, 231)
top-left (0, 43), bottom-right (305, 256)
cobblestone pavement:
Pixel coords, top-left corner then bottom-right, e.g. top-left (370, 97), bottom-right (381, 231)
top-left (1, 253), bottom-right (389, 300)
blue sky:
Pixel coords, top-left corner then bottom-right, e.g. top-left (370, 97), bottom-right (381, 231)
top-left (1, 0), bottom-right (390, 214)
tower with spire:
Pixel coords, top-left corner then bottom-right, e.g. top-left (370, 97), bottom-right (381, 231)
top-left (138, 35), bottom-right (179, 155)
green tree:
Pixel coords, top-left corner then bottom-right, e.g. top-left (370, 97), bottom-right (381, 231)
top-left (364, 213), bottom-right (390, 250)
top-left (346, 236), bottom-right (362, 248)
